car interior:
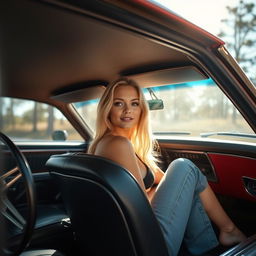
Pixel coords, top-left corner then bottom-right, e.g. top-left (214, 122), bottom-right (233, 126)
top-left (1, 0), bottom-right (256, 256)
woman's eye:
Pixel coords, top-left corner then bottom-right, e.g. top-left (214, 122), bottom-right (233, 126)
top-left (113, 101), bottom-right (123, 107)
top-left (132, 102), bottom-right (139, 107)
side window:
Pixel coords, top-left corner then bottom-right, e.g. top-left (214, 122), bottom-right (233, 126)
top-left (143, 79), bottom-right (255, 143)
top-left (0, 97), bottom-right (82, 141)
top-left (72, 78), bottom-right (255, 144)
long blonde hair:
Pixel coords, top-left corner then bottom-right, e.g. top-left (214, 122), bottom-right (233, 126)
top-left (88, 77), bottom-right (159, 173)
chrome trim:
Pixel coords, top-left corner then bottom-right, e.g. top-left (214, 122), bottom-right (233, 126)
top-left (218, 46), bottom-right (256, 106)
top-left (242, 176), bottom-right (256, 198)
top-left (220, 234), bottom-right (256, 256)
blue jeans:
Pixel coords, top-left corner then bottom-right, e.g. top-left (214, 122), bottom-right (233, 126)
top-left (151, 158), bottom-right (219, 255)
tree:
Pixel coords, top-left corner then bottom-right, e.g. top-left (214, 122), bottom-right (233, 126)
top-left (32, 102), bottom-right (38, 132)
top-left (47, 106), bottom-right (54, 136)
top-left (5, 99), bottom-right (15, 129)
top-left (219, 0), bottom-right (256, 81)
top-left (218, 0), bottom-right (256, 123)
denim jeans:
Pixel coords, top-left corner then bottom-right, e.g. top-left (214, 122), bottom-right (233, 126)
top-left (151, 158), bottom-right (219, 256)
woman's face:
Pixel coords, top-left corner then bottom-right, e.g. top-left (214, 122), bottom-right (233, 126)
top-left (109, 85), bottom-right (142, 131)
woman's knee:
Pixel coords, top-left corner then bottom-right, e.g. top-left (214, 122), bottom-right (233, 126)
top-left (167, 158), bottom-right (198, 175)
top-left (166, 158), bottom-right (207, 191)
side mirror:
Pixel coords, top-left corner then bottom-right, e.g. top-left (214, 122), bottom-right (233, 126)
top-left (52, 130), bottom-right (68, 141)
top-left (148, 99), bottom-right (164, 110)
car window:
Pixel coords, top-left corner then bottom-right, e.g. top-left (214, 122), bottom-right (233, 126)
top-left (74, 99), bottom-right (99, 133)
top-left (0, 97), bottom-right (83, 141)
top-left (73, 78), bottom-right (255, 144)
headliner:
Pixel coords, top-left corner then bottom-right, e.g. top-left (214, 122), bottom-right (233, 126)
top-left (1, 0), bottom-right (226, 106)
top-left (1, 0), bottom-right (193, 101)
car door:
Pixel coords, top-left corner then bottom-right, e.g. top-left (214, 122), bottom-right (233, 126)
top-left (144, 78), bottom-right (256, 237)
top-left (1, 97), bottom-right (87, 251)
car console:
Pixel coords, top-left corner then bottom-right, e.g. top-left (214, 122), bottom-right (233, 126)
top-left (220, 234), bottom-right (256, 256)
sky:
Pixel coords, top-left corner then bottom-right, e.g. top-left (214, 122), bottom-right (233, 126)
top-left (151, 0), bottom-right (256, 82)
top-left (151, 0), bottom-right (239, 36)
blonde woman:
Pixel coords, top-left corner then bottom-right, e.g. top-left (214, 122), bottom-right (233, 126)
top-left (88, 78), bottom-right (246, 255)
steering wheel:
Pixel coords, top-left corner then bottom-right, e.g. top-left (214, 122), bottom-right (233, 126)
top-left (0, 132), bottom-right (36, 256)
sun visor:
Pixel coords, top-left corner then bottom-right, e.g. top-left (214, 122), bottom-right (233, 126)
top-left (51, 85), bottom-right (106, 103)
top-left (128, 66), bottom-right (208, 88)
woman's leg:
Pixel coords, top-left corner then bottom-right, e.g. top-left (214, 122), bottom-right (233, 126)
top-left (199, 185), bottom-right (246, 246)
top-left (151, 158), bottom-right (218, 255)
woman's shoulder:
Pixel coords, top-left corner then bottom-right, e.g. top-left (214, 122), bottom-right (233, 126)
top-left (108, 134), bottom-right (131, 145)
top-left (95, 134), bottom-right (133, 156)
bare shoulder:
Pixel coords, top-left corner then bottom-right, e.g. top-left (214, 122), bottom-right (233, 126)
top-left (107, 135), bottom-right (133, 150)
top-left (95, 135), bottom-right (134, 158)
top-left (95, 135), bottom-right (145, 190)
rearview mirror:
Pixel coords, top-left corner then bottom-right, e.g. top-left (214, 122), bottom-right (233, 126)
top-left (148, 99), bottom-right (164, 110)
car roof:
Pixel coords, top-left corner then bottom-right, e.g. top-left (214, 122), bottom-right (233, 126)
top-left (1, 0), bottom-right (223, 104)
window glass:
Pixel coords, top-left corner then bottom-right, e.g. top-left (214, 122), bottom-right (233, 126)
top-left (0, 97), bottom-right (82, 141)
top-left (143, 79), bottom-right (255, 142)
top-left (73, 78), bottom-right (255, 143)
top-left (74, 99), bottom-right (99, 132)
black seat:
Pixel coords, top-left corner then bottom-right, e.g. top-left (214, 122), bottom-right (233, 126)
top-left (46, 153), bottom-right (169, 256)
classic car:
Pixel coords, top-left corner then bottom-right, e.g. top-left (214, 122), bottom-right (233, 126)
top-left (1, 0), bottom-right (255, 255)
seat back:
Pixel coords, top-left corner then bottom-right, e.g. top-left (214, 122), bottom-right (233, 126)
top-left (46, 153), bottom-right (168, 256)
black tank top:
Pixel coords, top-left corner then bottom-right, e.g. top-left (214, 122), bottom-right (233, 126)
top-left (143, 167), bottom-right (155, 189)
top-left (136, 154), bottom-right (155, 189)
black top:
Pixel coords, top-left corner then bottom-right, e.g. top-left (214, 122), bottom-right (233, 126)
top-left (143, 167), bottom-right (155, 189)
top-left (136, 154), bottom-right (155, 189)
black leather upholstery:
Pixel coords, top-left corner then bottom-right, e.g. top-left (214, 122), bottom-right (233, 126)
top-left (46, 153), bottom-right (169, 256)
top-left (20, 249), bottom-right (64, 256)
top-left (8, 204), bottom-right (71, 253)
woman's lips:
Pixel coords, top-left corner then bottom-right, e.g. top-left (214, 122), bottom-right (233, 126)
top-left (120, 117), bottom-right (133, 121)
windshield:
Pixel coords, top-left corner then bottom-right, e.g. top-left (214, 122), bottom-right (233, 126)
top-left (73, 78), bottom-right (255, 143)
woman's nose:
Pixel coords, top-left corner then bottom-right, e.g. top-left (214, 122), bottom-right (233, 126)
top-left (124, 105), bottom-right (131, 113)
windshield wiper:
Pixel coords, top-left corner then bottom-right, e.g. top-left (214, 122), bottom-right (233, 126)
top-left (200, 132), bottom-right (256, 139)
top-left (154, 132), bottom-right (191, 136)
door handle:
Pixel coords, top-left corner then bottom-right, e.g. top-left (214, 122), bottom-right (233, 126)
top-left (242, 176), bottom-right (256, 197)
